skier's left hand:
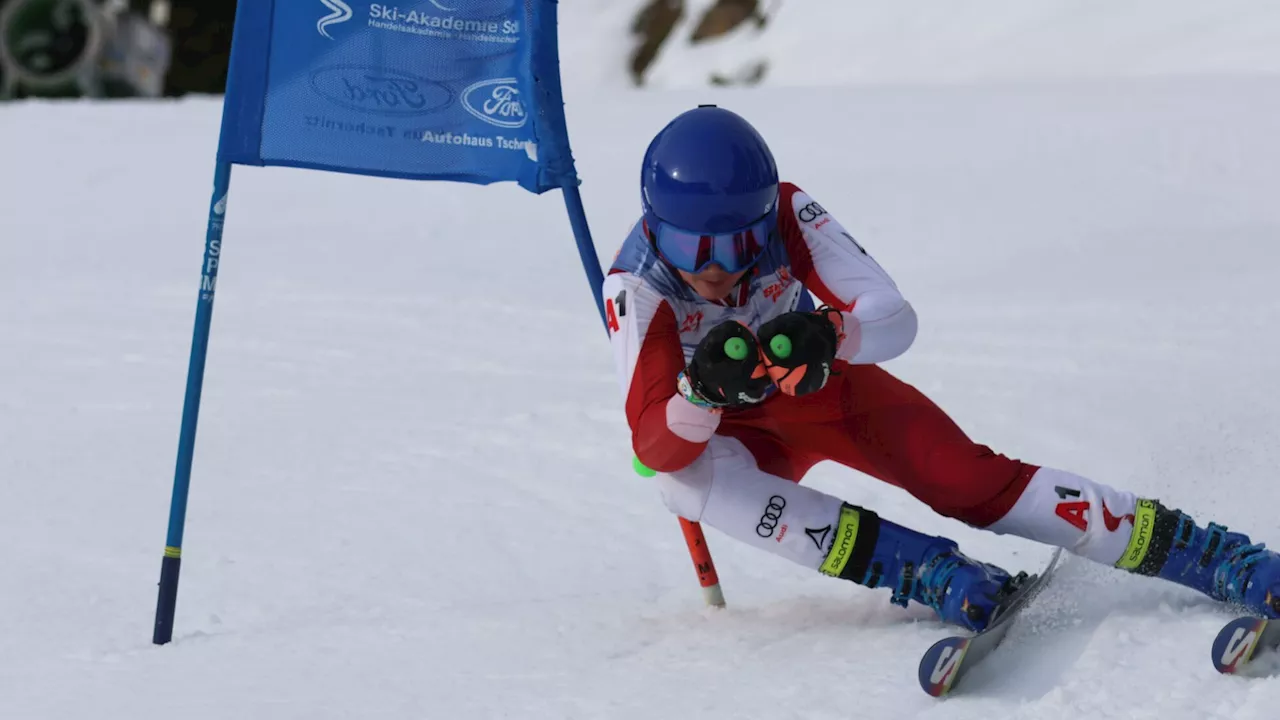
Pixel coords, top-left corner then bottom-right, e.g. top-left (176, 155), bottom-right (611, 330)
top-left (677, 320), bottom-right (773, 408)
top-left (758, 307), bottom-right (845, 397)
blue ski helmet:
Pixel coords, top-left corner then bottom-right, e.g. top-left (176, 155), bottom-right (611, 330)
top-left (641, 105), bottom-right (779, 274)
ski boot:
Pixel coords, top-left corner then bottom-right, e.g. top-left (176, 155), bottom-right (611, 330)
top-left (829, 504), bottom-right (1026, 631)
top-left (911, 543), bottom-right (1030, 631)
top-left (1134, 503), bottom-right (1280, 618)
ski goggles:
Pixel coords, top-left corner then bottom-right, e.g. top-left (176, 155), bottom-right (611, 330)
top-left (648, 214), bottom-right (774, 274)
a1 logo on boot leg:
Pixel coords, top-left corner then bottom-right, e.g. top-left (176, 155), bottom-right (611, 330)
top-left (1053, 486), bottom-right (1134, 533)
top-left (1053, 486), bottom-right (1090, 531)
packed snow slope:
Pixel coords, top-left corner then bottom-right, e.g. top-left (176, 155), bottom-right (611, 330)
top-left (3, 79), bottom-right (1280, 718)
top-left (560, 0), bottom-right (1280, 89)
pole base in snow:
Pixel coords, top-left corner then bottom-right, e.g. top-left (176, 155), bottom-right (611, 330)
top-left (152, 551), bottom-right (181, 645)
top-left (702, 583), bottom-right (726, 608)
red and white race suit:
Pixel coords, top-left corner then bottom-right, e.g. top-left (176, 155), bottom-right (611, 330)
top-left (604, 183), bottom-right (1145, 574)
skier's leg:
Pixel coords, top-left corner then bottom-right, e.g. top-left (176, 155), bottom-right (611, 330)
top-left (655, 434), bottom-right (1018, 630)
top-left (822, 363), bottom-right (1280, 618)
top-left (773, 363), bottom-right (1037, 525)
top-left (987, 467), bottom-right (1280, 617)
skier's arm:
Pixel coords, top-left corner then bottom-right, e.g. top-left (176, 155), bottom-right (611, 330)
top-left (603, 272), bottom-right (720, 473)
top-left (778, 183), bottom-right (918, 364)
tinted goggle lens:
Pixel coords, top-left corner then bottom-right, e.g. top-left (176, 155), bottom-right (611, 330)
top-left (652, 217), bottom-right (772, 273)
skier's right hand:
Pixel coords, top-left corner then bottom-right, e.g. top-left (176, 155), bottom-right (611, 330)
top-left (677, 321), bottom-right (772, 409)
top-left (758, 307), bottom-right (844, 397)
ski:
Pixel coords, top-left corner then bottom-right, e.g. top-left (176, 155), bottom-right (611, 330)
top-left (917, 548), bottom-right (1065, 697)
top-left (1211, 616), bottom-right (1280, 675)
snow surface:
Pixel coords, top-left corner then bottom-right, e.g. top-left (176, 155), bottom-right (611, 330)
top-left (4, 14), bottom-right (1280, 720)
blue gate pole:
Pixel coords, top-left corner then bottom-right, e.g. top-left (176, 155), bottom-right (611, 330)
top-left (561, 183), bottom-right (607, 330)
top-left (153, 161), bottom-right (232, 645)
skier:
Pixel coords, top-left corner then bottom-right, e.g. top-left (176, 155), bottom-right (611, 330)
top-left (602, 104), bottom-right (1280, 631)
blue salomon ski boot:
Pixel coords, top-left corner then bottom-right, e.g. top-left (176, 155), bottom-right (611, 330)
top-left (1126, 501), bottom-right (1280, 617)
top-left (818, 503), bottom-right (1025, 631)
top-left (910, 542), bottom-right (1028, 631)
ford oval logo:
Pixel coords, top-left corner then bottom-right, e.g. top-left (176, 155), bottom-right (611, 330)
top-left (461, 78), bottom-right (527, 129)
top-left (310, 65), bottom-right (453, 116)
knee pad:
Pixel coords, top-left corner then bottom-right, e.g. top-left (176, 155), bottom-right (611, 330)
top-left (654, 435), bottom-right (763, 521)
top-left (656, 451), bottom-right (714, 521)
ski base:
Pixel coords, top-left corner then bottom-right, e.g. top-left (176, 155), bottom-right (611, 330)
top-left (917, 548), bottom-right (1065, 697)
top-left (1212, 615), bottom-right (1280, 675)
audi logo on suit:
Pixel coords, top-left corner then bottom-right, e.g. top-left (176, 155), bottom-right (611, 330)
top-left (757, 495), bottom-right (786, 537)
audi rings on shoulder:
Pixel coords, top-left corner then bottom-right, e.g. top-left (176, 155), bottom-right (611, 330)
top-left (756, 495), bottom-right (787, 537)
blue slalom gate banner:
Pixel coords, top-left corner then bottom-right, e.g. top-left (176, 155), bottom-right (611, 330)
top-left (153, 0), bottom-right (611, 644)
top-left (219, 0), bottom-right (576, 191)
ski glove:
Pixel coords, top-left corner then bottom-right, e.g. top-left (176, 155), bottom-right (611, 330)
top-left (758, 307), bottom-right (846, 397)
top-left (677, 321), bottom-right (772, 409)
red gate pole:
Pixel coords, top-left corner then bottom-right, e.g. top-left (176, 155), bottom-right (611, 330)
top-left (679, 518), bottom-right (726, 607)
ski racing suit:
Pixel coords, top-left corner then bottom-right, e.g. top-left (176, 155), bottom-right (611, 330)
top-left (603, 182), bottom-right (1161, 583)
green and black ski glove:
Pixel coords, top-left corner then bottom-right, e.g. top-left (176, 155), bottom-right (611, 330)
top-left (757, 307), bottom-right (845, 397)
top-left (677, 321), bottom-right (772, 408)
